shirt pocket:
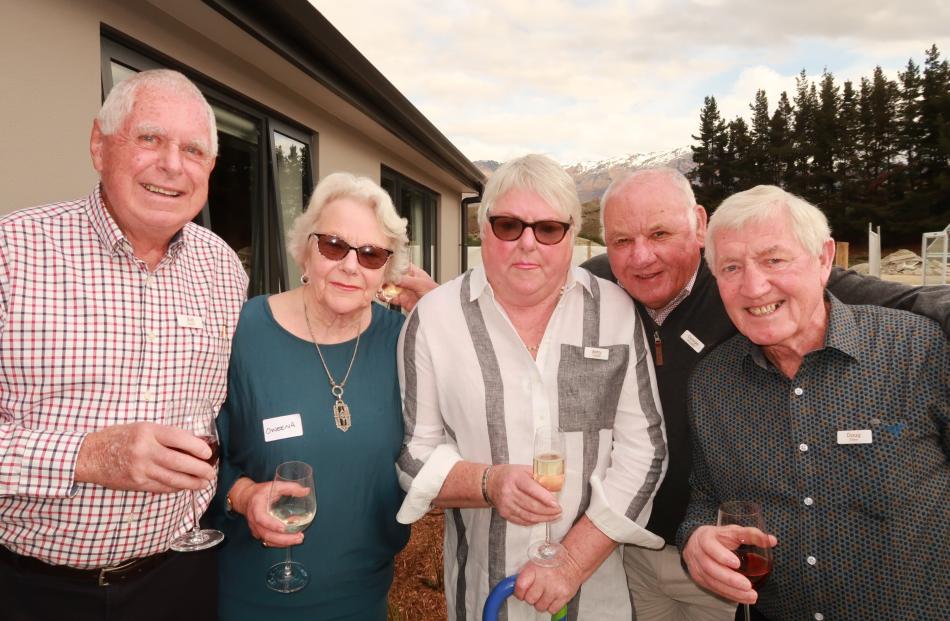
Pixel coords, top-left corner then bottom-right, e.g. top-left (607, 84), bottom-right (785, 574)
top-left (556, 343), bottom-right (630, 432)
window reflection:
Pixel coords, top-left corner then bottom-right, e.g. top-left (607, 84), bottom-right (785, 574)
top-left (273, 132), bottom-right (313, 287)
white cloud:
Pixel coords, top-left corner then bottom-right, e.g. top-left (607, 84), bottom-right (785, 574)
top-left (311, 0), bottom-right (950, 164)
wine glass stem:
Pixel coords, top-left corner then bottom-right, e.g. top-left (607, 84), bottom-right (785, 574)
top-left (284, 546), bottom-right (294, 575)
top-left (545, 520), bottom-right (552, 545)
top-left (744, 603), bottom-right (751, 621)
top-left (190, 490), bottom-right (200, 535)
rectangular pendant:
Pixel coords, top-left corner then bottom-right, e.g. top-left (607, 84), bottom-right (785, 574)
top-left (333, 400), bottom-right (351, 432)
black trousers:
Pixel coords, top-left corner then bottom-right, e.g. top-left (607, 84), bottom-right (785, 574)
top-left (736, 604), bottom-right (772, 621)
top-left (0, 548), bottom-right (218, 621)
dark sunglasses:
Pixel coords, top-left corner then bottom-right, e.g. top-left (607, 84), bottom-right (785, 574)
top-left (309, 233), bottom-right (393, 269)
top-left (488, 215), bottom-right (572, 245)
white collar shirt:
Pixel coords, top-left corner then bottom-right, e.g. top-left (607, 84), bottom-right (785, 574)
top-left (396, 265), bottom-right (667, 621)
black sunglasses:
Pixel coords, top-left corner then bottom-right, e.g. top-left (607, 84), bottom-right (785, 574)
top-left (488, 215), bottom-right (572, 245)
top-left (309, 233), bottom-right (393, 269)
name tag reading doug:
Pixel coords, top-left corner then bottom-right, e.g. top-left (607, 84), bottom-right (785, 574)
top-left (584, 347), bottom-right (609, 361)
top-left (837, 429), bottom-right (872, 445)
top-left (263, 414), bottom-right (303, 442)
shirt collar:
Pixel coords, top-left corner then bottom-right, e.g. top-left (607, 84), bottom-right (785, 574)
top-left (85, 183), bottom-right (187, 264)
top-left (745, 291), bottom-right (861, 368)
top-left (468, 264), bottom-right (589, 303)
top-left (644, 263), bottom-right (700, 325)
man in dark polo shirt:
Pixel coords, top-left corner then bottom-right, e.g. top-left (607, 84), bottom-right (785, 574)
top-left (581, 168), bottom-right (950, 621)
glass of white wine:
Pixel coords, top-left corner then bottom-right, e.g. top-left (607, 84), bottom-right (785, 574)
top-left (265, 461), bottom-right (317, 593)
top-left (527, 426), bottom-right (566, 567)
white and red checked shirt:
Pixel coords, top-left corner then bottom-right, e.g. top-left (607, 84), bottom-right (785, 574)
top-left (0, 185), bottom-right (247, 568)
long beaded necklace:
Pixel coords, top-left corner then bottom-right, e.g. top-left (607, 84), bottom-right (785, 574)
top-left (302, 294), bottom-right (360, 432)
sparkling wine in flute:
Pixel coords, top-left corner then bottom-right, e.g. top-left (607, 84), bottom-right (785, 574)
top-left (527, 427), bottom-right (567, 568)
top-left (533, 452), bottom-right (565, 494)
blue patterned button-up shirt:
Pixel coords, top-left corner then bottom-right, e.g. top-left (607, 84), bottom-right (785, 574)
top-left (678, 294), bottom-right (950, 621)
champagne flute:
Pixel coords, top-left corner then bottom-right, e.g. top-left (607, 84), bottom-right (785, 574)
top-left (717, 501), bottom-right (773, 621)
top-left (527, 426), bottom-right (566, 567)
top-left (168, 398), bottom-right (225, 552)
top-left (265, 461), bottom-right (317, 593)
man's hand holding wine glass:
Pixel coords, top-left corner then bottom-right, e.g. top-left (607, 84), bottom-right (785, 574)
top-left (682, 522), bottom-right (778, 605)
top-left (75, 421), bottom-right (216, 493)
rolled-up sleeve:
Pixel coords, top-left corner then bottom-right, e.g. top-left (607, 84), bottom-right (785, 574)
top-left (395, 307), bottom-right (461, 523)
top-left (586, 303), bottom-right (667, 549)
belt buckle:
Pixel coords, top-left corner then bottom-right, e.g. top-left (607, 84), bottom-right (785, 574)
top-left (98, 558), bottom-right (138, 587)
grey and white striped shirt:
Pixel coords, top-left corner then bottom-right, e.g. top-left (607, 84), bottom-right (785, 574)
top-left (396, 266), bottom-right (667, 621)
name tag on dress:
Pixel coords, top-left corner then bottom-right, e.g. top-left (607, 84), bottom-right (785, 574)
top-left (584, 347), bottom-right (609, 360)
top-left (263, 414), bottom-right (304, 442)
top-left (837, 429), bottom-right (872, 444)
top-left (177, 314), bottom-right (205, 329)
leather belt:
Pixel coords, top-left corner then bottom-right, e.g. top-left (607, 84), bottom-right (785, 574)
top-left (0, 545), bottom-right (170, 586)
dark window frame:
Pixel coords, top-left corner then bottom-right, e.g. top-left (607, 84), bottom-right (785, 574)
top-left (380, 166), bottom-right (439, 280)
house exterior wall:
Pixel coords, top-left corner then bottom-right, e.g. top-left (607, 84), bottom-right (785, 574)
top-left (0, 0), bottom-right (467, 279)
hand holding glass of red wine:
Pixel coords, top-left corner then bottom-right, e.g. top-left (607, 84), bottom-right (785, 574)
top-left (168, 398), bottom-right (226, 552)
top-left (717, 501), bottom-right (773, 621)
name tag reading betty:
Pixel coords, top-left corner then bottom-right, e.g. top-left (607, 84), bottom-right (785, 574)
top-left (177, 314), bottom-right (205, 329)
top-left (263, 414), bottom-right (304, 442)
top-left (837, 429), bottom-right (873, 444)
top-left (584, 347), bottom-right (609, 360)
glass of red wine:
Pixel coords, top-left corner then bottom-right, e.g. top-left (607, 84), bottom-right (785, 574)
top-left (168, 398), bottom-right (225, 552)
top-left (717, 501), bottom-right (773, 621)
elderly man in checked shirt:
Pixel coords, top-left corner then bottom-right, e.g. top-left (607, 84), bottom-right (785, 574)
top-left (0, 70), bottom-right (247, 620)
top-left (678, 185), bottom-right (950, 621)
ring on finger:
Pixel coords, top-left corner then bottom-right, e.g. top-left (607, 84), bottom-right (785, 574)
top-left (261, 540), bottom-right (269, 548)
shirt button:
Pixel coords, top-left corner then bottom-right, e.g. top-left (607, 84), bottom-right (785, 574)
top-left (125, 512), bottom-right (138, 523)
top-left (807, 555), bottom-right (817, 565)
top-left (142, 389), bottom-right (154, 402)
top-left (145, 330), bottom-right (157, 343)
top-left (804, 497), bottom-right (814, 506)
top-left (799, 443), bottom-right (808, 452)
top-left (814, 614), bottom-right (825, 621)
top-left (794, 387), bottom-right (804, 396)
top-left (144, 274), bottom-right (153, 287)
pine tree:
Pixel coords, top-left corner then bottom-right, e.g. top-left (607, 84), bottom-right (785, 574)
top-left (791, 70), bottom-right (819, 194)
top-left (689, 96), bottom-right (729, 206)
top-left (724, 116), bottom-right (754, 194)
top-left (749, 90), bottom-right (773, 183)
top-left (769, 91), bottom-right (795, 185)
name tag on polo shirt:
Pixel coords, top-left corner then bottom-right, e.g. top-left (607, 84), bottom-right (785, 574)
top-left (263, 414), bottom-right (304, 442)
top-left (177, 314), bottom-right (205, 329)
top-left (584, 347), bottom-right (609, 360)
top-left (680, 330), bottom-right (705, 353)
top-left (837, 429), bottom-right (872, 444)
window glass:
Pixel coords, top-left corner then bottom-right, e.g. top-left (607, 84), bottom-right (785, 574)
top-left (381, 168), bottom-right (437, 278)
top-left (273, 131), bottom-right (313, 287)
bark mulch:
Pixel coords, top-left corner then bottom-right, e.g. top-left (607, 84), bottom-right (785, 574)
top-left (388, 508), bottom-right (447, 621)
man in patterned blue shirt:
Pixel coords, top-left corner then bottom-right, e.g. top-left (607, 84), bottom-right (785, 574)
top-left (678, 185), bottom-right (950, 621)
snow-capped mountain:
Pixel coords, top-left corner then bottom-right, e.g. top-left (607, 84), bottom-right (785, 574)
top-left (475, 147), bottom-right (695, 203)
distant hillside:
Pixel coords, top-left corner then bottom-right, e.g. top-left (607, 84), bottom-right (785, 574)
top-left (472, 148), bottom-right (695, 242)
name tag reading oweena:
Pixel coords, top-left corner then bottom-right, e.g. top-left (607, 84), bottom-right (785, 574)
top-left (263, 413), bottom-right (303, 442)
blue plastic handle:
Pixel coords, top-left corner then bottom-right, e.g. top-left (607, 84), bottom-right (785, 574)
top-left (483, 575), bottom-right (517, 620)
top-left (482, 575), bottom-right (567, 620)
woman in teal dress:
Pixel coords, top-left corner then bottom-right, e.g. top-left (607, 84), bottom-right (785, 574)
top-left (214, 172), bottom-right (417, 620)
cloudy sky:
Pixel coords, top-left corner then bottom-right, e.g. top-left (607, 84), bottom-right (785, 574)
top-left (311, 0), bottom-right (949, 165)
